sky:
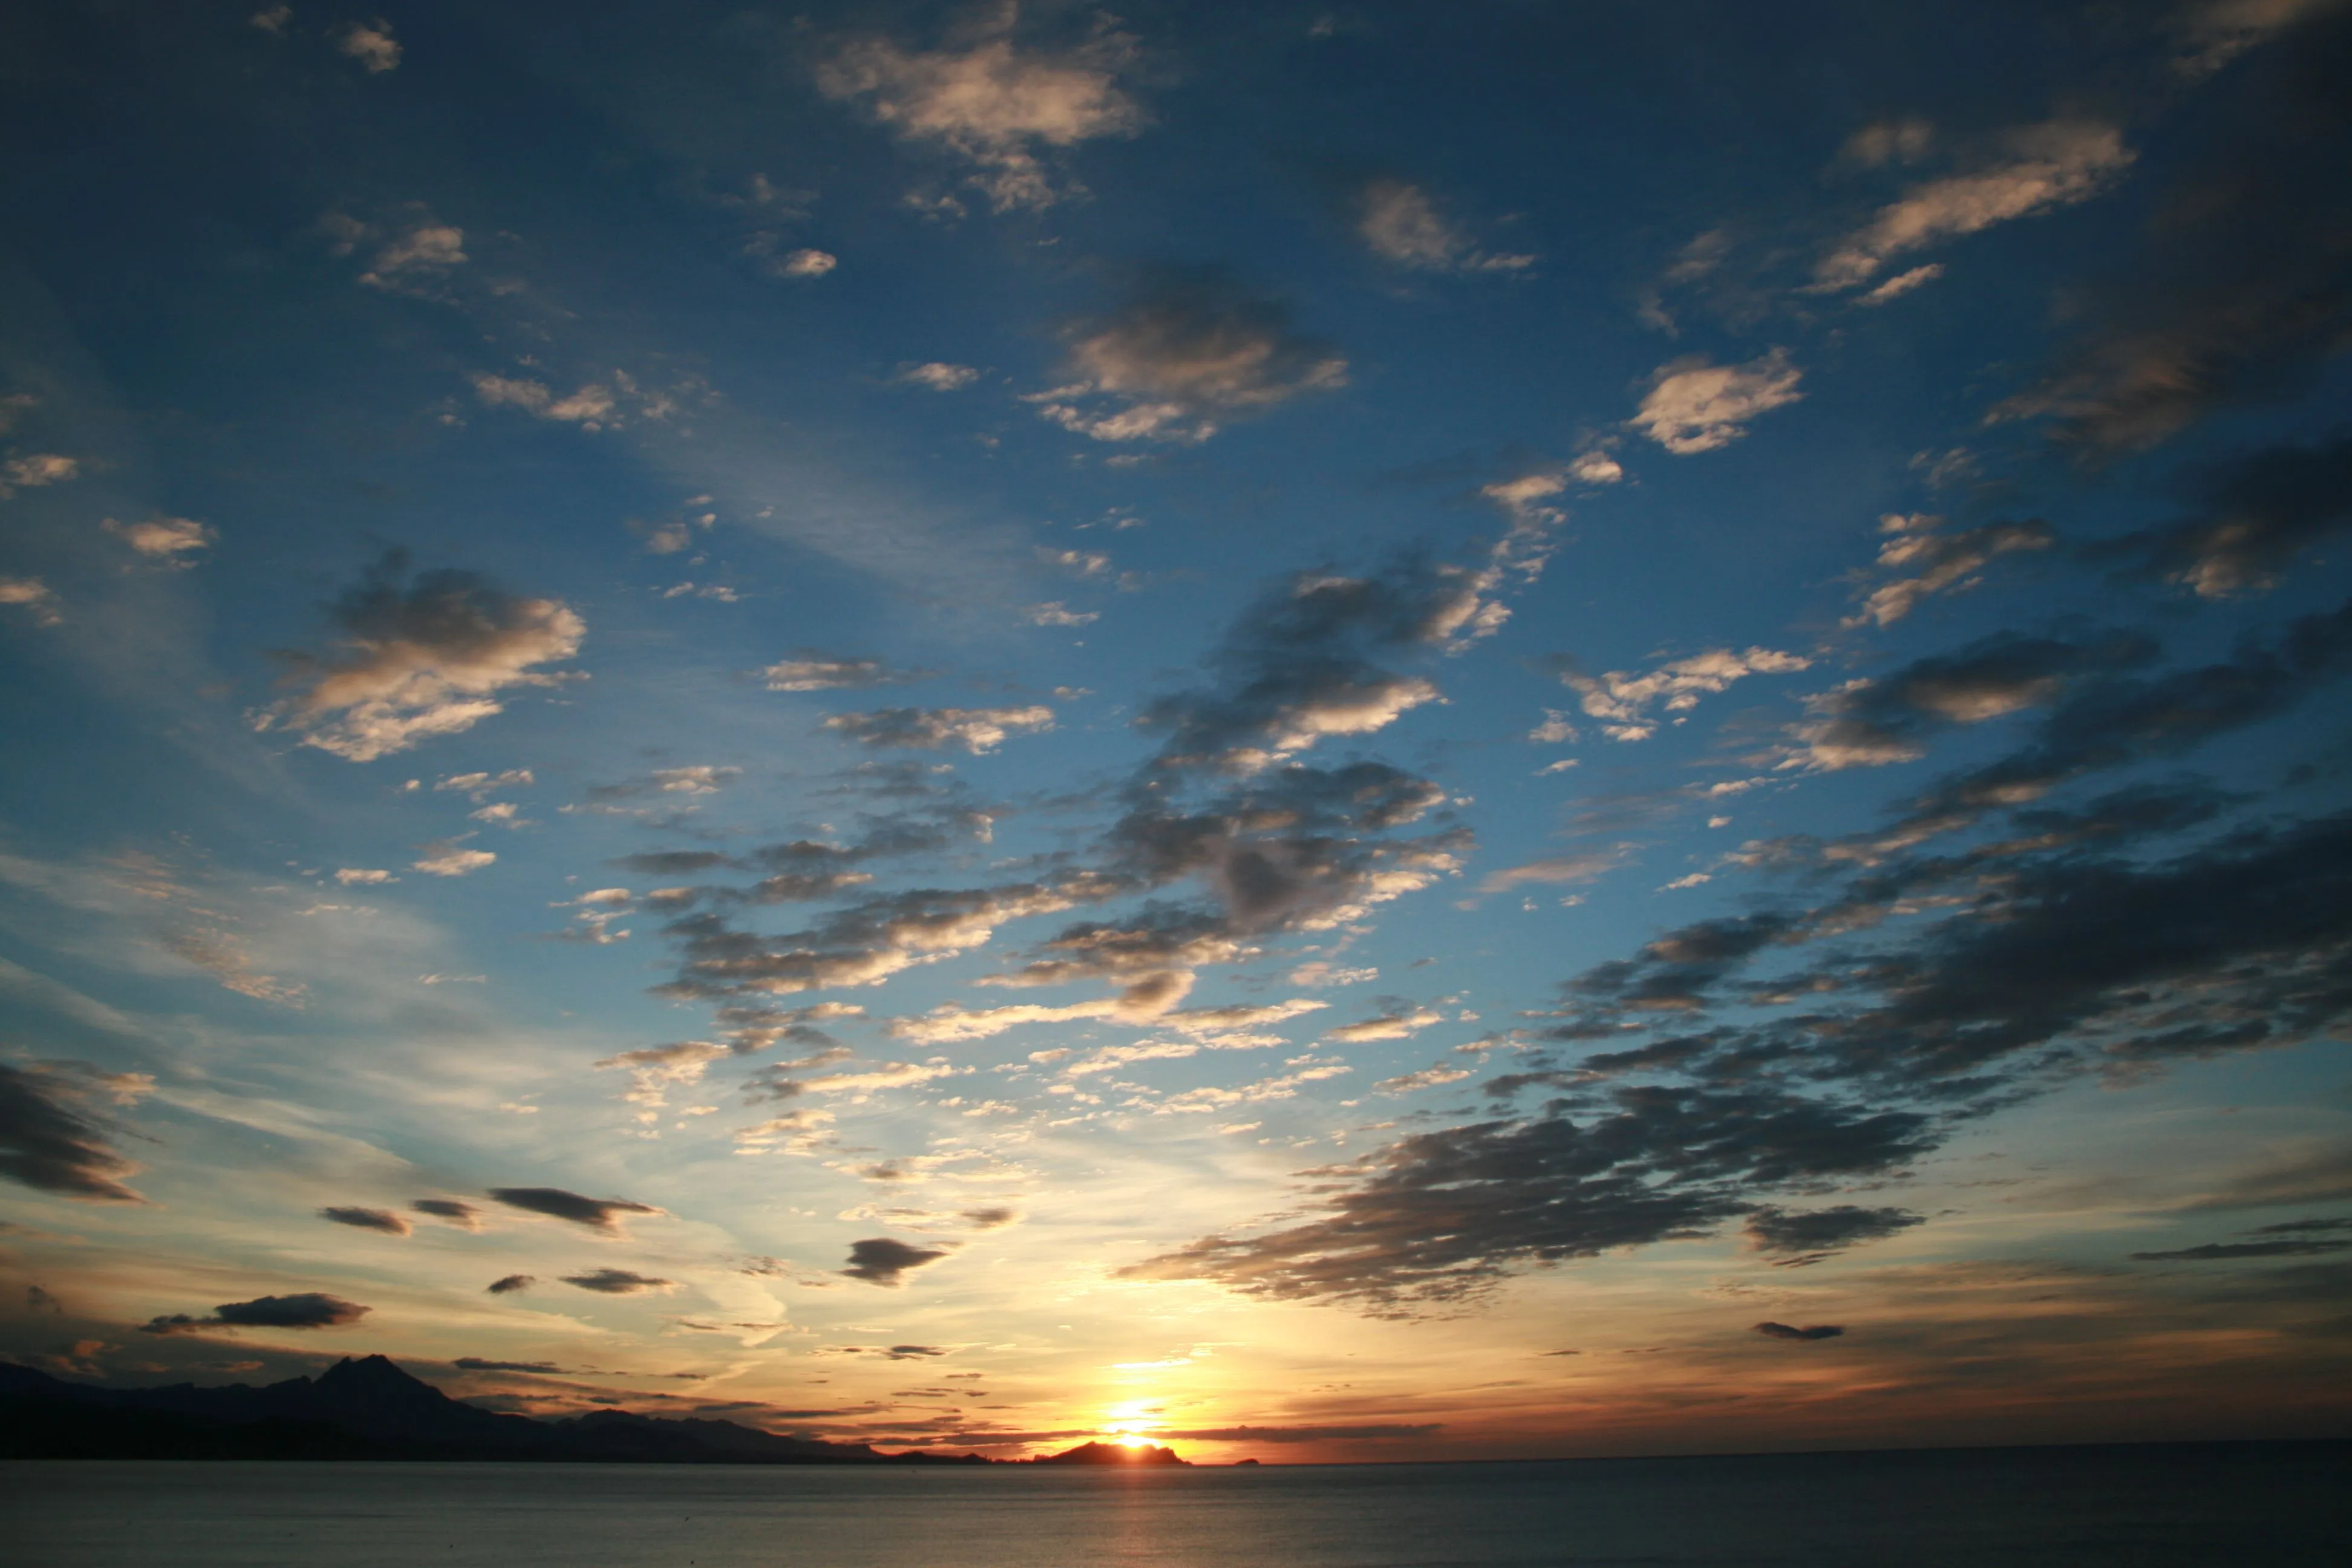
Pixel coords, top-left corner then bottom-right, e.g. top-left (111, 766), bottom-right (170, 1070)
top-left (2, 0), bottom-right (2350, 1463)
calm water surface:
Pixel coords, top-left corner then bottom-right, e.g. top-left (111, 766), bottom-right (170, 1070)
top-left (6, 1443), bottom-right (2345, 1568)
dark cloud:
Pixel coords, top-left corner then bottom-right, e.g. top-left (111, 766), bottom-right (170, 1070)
top-left (319, 1205), bottom-right (411, 1235)
top-left (1137, 562), bottom-right (1491, 772)
top-left (960, 1206), bottom-right (1019, 1230)
top-left (1120, 1085), bottom-right (1933, 1309)
top-left (261, 551), bottom-right (583, 762)
top-left (560, 1269), bottom-right (676, 1295)
top-left (612, 850), bottom-right (736, 875)
top-left (1753, 1321), bottom-right (1844, 1341)
top-left (2250, 1216), bottom-right (2352, 1235)
top-left (1744, 1204), bottom-right (1923, 1257)
top-left (841, 1237), bottom-right (951, 1287)
top-left (1792, 630), bottom-right (2157, 771)
top-left (823, 1342), bottom-right (950, 1360)
top-left (822, 705), bottom-right (1054, 755)
top-left (1161, 1423), bottom-right (1442, 1442)
top-left (143, 1292), bottom-right (370, 1334)
top-left (2129, 1239), bottom-right (2352, 1261)
top-left (452, 1357), bottom-right (569, 1374)
top-left (1040, 266), bottom-right (1347, 443)
top-left (2089, 434), bottom-right (2352, 598)
top-left (1990, 7), bottom-right (2352, 456)
top-left (488, 1186), bottom-right (663, 1234)
top-left (411, 1198), bottom-right (481, 1229)
top-left (0, 1062), bottom-right (146, 1203)
top-left (485, 1274), bottom-right (537, 1295)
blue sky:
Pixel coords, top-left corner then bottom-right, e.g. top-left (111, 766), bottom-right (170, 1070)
top-left (2, 0), bottom-right (2349, 1459)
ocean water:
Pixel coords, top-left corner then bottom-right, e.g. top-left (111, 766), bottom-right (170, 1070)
top-left (4, 1443), bottom-right (2345, 1568)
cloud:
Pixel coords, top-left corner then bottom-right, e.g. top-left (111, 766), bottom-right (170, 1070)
top-left (333, 869), bottom-right (393, 886)
top-left (1785, 629), bottom-right (2156, 773)
top-left (2129, 1238), bottom-right (2351, 1261)
top-left (1373, 1065), bottom-right (1474, 1094)
top-left (1631, 351), bottom-right (1804, 455)
top-left (1743, 1204), bottom-right (1922, 1258)
top-left (485, 1275), bottom-right (536, 1295)
top-left (560, 1269), bottom-right (676, 1295)
top-left (594, 1040), bottom-right (729, 1122)
top-left (897, 361), bottom-right (979, 391)
top-left (437, 769), bottom-right (534, 802)
top-left (1989, 17), bottom-right (2352, 454)
top-left (1844, 597), bottom-right (2352, 844)
top-left (1326, 1008), bottom-right (1442, 1043)
top-left (102, 515), bottom-right (216, 563)
top-left (1161, 1423), bottom-right (1441, 1443)
top-left (1123, 1084), bottom-right (1933, 1308)
top-left (1855, 264), bottom-right (1944, 305)
top-left (2171, 0), bottom-right (2344, 76)
top-left (823, 705), bottom-right (1054, 754)
top-left (1355, 178), bottom-right (1534, 274)
top-left (1138, 559), bottom-right (1501, 771)
top-left (1846, 513), bottom-right (2055, 627)
top-left (0, 575), bottom-right (63, 627)
top-left (143, 1293), bottom-right (370, 1334)
top-left (1027, 602), bottom-right (1099, 627)
top-left (817, 16), bottom-right (1142, 211)
top-left (2088, 434), bottom-right (2352, 597)
top-left (0, 1062), bottom-right (146, 1203)
top-left (319, 1206), bottom-right (412, 1236)
top-left (775, 248), bottom-right (837, 278)
top-left (1753, 1321), bottom-right (1844, 1341)
top-left (488, 1186), bottom-right (664, 1235)
top-left (469, 374), bottom-right (633, 428)
top-left (1840, 117), bottom-right (1935, 169)
top-left (658, 879), bottom-right (1097, 999)
top-left (412, 841), bottom-right (496, 877)
top-left (351, 218), bottom-right (465, 292)
top-left (336, 19), bottom-right (402, 73)
top-left (258, 554), bottom-right (584, 762)
top-left (760, 652), bottom-right (920, 691)
top-left (841, 1236), bottom-right (951, 1286)
top-left (412, 1198), bottom-right (481, 1230)
top-left (1556, 645), bottom-right (1810, 742)
top-left (452, 1357), bottom-right (570, 1374)
top-left (1, 452), bottom-right (78, 491)
top-left (1814, 120), bottom-right (2133, 290)
top-left (1033, 267), bottom-right (1347, 443)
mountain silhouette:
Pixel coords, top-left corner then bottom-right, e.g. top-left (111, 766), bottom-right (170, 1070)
top-left (0, 1354), bottom-right (986, 1464)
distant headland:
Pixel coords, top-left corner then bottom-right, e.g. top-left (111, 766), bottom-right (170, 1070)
top-left (0, 1354), bottom-right (1255, 1466)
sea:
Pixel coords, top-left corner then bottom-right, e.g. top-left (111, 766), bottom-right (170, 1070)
top-left (4, 1443), bottom-right (2346, 1567)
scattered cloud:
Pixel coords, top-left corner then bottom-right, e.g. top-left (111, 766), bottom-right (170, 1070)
top-left (103, 515), bottom-right (216, 565)
top-left (1555, 645), bottom-right (1810, 742)
top-left (412, 1199), bottom-right (482, 1230)
top-left (335, 19), bottom-right (402, 74)
top-left (1753, 1321), bottom-right (1844, 1341)
top-left (1846, 512), bottom-right (2054, 627)
top-left (0, 575), bottom-right (63, 627)
top-left (1631, 351), bottom-right (1803, 454)
top-left (488, 1186), bottom-right (664, 1235)
top-left (824, 705), bottom-right (1054, 754)
top-left (1032, 267), bottom-right (1347, 443)
top-left (258, 554), bottom-right (583, 762)
top-left (897, 361), bottom-right (979, 391)
top-left (319, 1206), bottom-right (412, 1236)
top-left (761, 652), bottom-right (920, 691)
top-left (561, 1269), bottom-right (676, 1295)
top-left (1814, 120), bottom-right (2133, 291)
top-left (1355, 178), bottom-right (1534, 274)
top-left (485, 1275), bottom-right (536, 1295)
top-left (144, 1293), bottom-right (370, 1334)
top-left (817, 15), bottom-right (1142, 211)
top-left (841, 1236), bottom-right (952, 1286)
